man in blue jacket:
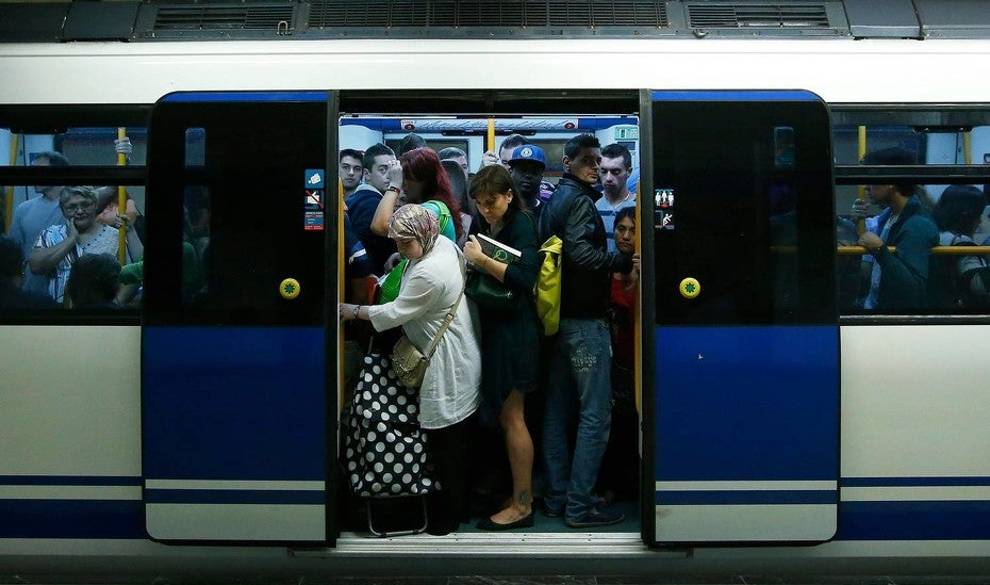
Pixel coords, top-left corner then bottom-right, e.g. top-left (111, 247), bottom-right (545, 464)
top-left (854, 147), bottom-right (938, 311)
top-left (538, 134), bottom-right (635, 528)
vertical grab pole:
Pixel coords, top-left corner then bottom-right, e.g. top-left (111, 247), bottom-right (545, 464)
top-left (4, 133), bottom-right (18, 232)
top-left (116, 127), bottom-right (128, 264)
top-left (487, 117), bottom-right (496, 158)
top-left (856, 125), bottom-right (867, 236)
top-left (963, 130), bottom-right (973, 165)
top-left (338, 177), bottom-right (345, 411)
top-left (634, 180), bottom-right (642, 417)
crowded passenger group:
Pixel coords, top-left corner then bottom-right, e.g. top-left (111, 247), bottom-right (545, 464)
top-left (336, 133), bottom-right (640, 535)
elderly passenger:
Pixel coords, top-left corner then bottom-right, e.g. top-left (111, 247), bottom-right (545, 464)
top-left (339, 204), bottom-right (481, 535)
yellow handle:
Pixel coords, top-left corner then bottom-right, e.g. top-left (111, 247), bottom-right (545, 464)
top-left (856, 125), bottom-right (867, 237)
top-left (487, 117), bottom-right (496, 155)
top-left (4, 133), bottom-right (18, 232)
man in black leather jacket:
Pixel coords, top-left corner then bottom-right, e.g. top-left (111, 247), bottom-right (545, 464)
top-left (539, 134), bottom-right (634, 528)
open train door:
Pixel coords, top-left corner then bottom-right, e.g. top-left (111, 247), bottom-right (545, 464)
top-left (641, 90), bottom-right (839, 545)
top-left (141, 91), bottom-right (337, 544)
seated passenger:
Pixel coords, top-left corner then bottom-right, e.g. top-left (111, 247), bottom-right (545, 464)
top-left (462, 165), bottom-right (541, 531)
top-left (852, 148), bottom-right (937, 312)
top-left (64, 253), bottom-right (120, 309)
top-left (347, 144), bottom-right (398, 275)
top-left (371, 147), bottom-right (464, 245)
top-left (0, 236), bottom-right (57, 309)
top-left (598, 206), bottom-right (640, 502)
top-left (931, 185), bottom-right (990, 309)
top-left (339, 204), bottom-right (481, 536)
top-left (539, 134), bottom-right (634, 528)
top-left (29, 186), bottom-right (139, 304)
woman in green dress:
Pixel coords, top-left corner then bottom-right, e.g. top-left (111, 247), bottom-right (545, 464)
top-left (463, 164), bottom-right (541, 530)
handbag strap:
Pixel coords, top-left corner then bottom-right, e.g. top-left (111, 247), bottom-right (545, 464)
top-left (423, 263), bottom-right (467, 360)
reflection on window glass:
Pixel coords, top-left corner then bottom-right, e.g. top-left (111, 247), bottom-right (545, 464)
top-left (0, 128), bottom-right (147, 166)
top-left (836, 182), bottom-right (990, 314)
top-left (185, 128), bottom-right (206, 167)
top-left (182, 185), bottom-right (209, 305)
top-left (1, 184), bottom-right (144, 312)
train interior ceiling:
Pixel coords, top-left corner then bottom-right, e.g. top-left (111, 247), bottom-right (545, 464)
top-left (336, 111), bottom-right (643, 536)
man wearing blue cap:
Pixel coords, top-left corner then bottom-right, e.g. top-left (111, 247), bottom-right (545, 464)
top-left (507, 144), bottom-right (548, 211)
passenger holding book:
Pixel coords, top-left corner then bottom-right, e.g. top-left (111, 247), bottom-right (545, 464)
top-left (463, 165), bottom-right (541, 531)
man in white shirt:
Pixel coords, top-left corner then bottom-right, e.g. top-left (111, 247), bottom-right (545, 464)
top-left (594, 144), bottom-right (636, 252)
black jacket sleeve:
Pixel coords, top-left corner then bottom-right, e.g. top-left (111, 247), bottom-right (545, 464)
top-left (563, 195), bottom-right (633, 274)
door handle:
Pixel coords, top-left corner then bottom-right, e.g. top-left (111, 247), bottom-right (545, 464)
top-left (679, 277), bottom-right (700, 299)
top-left (280, 278), bottom-right (301, 300)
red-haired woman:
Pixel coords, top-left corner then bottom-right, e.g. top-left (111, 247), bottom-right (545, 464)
top-left (371, 147), bottom-right (464, 244)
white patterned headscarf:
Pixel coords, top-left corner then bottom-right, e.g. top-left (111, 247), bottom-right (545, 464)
top-left (388, 204), bottom-right (439, 256)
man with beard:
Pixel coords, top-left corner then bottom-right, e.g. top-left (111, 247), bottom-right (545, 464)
top-left (506, 144), bottom-right (547, 212)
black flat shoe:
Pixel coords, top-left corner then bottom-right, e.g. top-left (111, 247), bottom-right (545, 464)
top-left (476, 512), bottom-right (535, 531)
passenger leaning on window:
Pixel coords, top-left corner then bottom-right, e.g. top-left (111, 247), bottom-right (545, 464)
top-left (29, 186), bottom-right (141, 305)
top-left (538, 134), bottom-right (635, 528)
top-left (339, 204), bottom-right (481, 536)
top-left (371, 147), bottom-right (464, 246)
top-left (462, 165), bottom-right (541, 531)
top-left (852, 147), bottom-right (938, 312)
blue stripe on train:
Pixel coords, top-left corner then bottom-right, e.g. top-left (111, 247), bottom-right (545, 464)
top-left (652, 90), bottom-right (820, 102)
top-left (0, 500), bottom-right (144, 539)
top-left (144, 489), bottom-right (325, 505)
top-left (656, 490), bottom-right (837, 505)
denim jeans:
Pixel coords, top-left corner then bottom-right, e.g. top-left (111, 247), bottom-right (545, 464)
top-left (542, 318), bottom-right (613, 522)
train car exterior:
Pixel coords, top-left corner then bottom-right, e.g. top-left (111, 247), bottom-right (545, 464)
top-left (2, 38), bottom-right (990, 575)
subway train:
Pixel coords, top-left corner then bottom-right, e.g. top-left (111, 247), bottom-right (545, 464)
top-left (2, 20), bottom-right (990, 578)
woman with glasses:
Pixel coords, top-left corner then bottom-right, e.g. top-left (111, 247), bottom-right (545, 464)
top-left (29, 186), bottom-right (141, 305)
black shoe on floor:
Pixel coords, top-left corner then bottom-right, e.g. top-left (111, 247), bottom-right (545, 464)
top-left (476, 512), bottom-right (535, 531)
top-left (542, 503), bottom-right (563, 518)
top-left (565, 508), bottom-right (625, 529)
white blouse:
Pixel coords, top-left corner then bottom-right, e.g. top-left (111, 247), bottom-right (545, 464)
top-left (367, 236), bottom-right (481, 430)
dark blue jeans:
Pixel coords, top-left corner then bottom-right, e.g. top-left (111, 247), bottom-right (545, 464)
top-left (541, 318), bottom-right (613, 522)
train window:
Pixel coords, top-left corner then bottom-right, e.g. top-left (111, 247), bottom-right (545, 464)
top-left (1, 127), bottom-right (147, 167)
top-left (1, 182), bottom-right (144, 314)
top-left (832, 109), bottom-right (990, 316)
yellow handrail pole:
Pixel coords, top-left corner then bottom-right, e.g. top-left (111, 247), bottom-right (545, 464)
top-left (856, 125), bottom-right (867, 236)
top-left (835, 245), bottom-right (990, 256)
top-left (116, 128), bottom-right (128, 264)
top-left (4, 133), bottom-right (18, 232)
top-left (487, 117), bottom-right (496, 156)
top-left (963, 131), bottom-right (973, 165)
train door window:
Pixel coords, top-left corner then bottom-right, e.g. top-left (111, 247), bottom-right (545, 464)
top-left (646, 91), bottom-right (838, 545)
top-left (336, 112), bottom-right (643, 536)
top-left (832, 108), bottom-right (990, 316)
top-left (141, 92), bottom-right (333, 544)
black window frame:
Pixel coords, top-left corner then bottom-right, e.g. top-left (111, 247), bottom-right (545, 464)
top-left (0, 104), bottom-right (151, 326)
top-left (831, 103), bottom-right (990, 326)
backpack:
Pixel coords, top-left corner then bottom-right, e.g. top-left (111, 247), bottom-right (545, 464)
top-left (928, 234), bottom-right (989, 310)
top-left (536, 235), bottom-right (563, 336)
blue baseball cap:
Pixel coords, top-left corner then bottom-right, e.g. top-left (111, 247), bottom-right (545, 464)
top-left (508, 144), bottom-right (546, 170)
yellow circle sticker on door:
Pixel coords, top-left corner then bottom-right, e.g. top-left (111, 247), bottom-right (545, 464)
top-left (280, 278), bottom-right (301, 300)
top-left (679, 277), bottom-right (700, 299)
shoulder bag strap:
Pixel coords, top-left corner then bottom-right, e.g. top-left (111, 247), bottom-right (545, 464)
top-left (423, 261), bottom-right (467, 360)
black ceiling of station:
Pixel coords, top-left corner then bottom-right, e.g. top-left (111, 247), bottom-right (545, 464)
top-left (1, 0), bottom-right (989, 42)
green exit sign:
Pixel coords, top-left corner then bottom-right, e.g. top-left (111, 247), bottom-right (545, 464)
top-left (614, 126), bottom-right (639, 140)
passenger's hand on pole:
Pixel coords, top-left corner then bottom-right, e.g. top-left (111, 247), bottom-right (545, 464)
top-left (386, 159), bottom-right (403, 191)
top-left (463, 235), bottom-right (485, 265)
top-left (114, 137), bottom-right (133, 158)
top-left (480, 151), bottom-right (499, 168)
top-left (628, 253), bottom-right (641, 288)
top-left (339, 303), bottom-right (355, 321)
top-left (850, 198), bottom-right (870, 221)
top-left (858, 232), bottom-right (883, 252)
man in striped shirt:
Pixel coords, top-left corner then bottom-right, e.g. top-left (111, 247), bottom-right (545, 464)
top-left (594, 144), bottom-right (636, 252)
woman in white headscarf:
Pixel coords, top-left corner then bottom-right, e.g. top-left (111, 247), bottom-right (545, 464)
top-left (340, 204), bottom-right (481, 535)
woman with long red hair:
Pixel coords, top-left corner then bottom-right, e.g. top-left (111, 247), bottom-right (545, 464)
top-left (371, 147), bottom-right (464, 244)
